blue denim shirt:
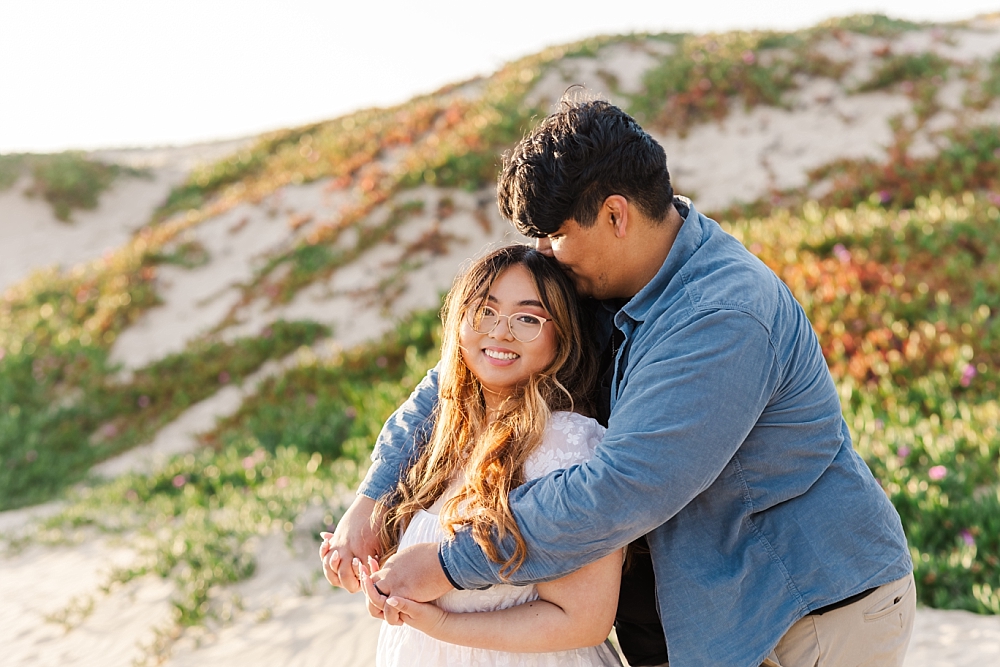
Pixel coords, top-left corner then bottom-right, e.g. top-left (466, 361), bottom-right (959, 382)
top-left (359, 201), bottom-right (912, 667)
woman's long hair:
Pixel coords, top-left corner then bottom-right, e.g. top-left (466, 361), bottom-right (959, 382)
top-left (377, 245), bottom-right (599, 578)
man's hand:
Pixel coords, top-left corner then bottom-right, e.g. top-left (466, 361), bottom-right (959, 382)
top-left (320, 495), bottom-right (384, 593)
top-left (368, 541), bottom-right (455, 607)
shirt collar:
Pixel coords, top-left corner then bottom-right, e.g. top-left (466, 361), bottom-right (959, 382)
top-left (615, 196), bottom-right (702, 327)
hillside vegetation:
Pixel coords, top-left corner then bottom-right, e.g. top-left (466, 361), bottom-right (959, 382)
top-left (3, 13), bottom-right (1000, 660)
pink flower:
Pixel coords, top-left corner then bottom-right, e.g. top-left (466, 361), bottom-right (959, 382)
top-left (833, 244), bottom-right (851, 264)
top-left (960, 529), bottom-right (975, 546)
top-left (137, 395), bottom-right (151, 408)
top-left (960, 364), bottom-right (976, 387)
top-left (344, 406), bottom-right (357, 419)
top-left (741, 50), bottom-right (756, 65)
top-left (928, 465), bottom-right (947, 481)
top-left (218, 371), bottom-right (231, 384)
top-left (276, 476), bottom-right (289, 489)
top-left (243, 457), bottom-right (256, 470)
top-left (897, 446), bottom-right (910, 459)
top-left (172, 474), bottom-right (186, 488)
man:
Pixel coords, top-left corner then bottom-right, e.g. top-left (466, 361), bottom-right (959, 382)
top-left (324, 99), bottom-right (915, 667)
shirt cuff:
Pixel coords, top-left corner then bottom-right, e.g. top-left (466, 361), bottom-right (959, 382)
top-left (438, 545), bottom-right (465, 591)
top-left (356, 462), bottom-right (395, 501)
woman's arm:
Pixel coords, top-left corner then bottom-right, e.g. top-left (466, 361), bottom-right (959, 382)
top-left (361, 549), bottom-right (623, 652)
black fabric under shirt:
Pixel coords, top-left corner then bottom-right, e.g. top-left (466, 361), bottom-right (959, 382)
top-left (595, 323), bottom-right (669, 666)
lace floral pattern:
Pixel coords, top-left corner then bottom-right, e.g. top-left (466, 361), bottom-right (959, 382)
top-left (376, 412), bottom-right (622, 667)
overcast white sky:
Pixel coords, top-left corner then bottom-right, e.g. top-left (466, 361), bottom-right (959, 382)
top-left (1, 0), bottom-right (997, 153)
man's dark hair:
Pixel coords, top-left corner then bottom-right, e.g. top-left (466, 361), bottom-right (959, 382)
top-left (497, 98), bottom-right (674, 237)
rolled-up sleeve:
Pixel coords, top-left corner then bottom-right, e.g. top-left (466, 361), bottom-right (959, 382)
top-left (440, 309), bottom-right (781, 588)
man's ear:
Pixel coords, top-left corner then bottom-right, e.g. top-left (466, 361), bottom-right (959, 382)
top-left (603, 195), bottom-right (629, 238)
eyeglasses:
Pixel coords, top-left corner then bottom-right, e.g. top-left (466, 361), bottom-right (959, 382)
top-left (467, 305), bottom-right (552, 342)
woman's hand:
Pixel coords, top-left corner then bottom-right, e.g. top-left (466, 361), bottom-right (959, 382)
top-left (383, 595), bottom-right (449, 635)
top-left (358, 556), bottom-right (390, 621)
top-left (319, 495), bottom-right (384, 593)
top-left (359, 555), bottom-right (449, 633)
top-left (318, 532), bottom-right (340, 575)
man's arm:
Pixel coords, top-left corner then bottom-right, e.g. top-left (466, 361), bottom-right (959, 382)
top-left (434, 310), bottom-right (781, 591)
top-left (322, 364), bottom-right (440, 591)
top-left (358, 363), bottom-right (440, 500)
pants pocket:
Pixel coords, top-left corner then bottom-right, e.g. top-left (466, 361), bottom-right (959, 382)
top-left (863, 576), bottom-right (913, 622)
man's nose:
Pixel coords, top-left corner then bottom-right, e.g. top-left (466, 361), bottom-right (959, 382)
top-left (535, 236), bottom-right (553, 256)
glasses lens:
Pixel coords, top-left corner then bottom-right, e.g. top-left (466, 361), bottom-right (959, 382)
top-left (510, 313), bottom-right (543, 341)
top-left (472, 306), bottom-right (498, 333)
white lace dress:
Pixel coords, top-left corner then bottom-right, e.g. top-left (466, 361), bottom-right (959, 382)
top-left (376, 411), bottom-right (623, 667)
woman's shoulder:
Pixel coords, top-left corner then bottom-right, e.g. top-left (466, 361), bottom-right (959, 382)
top-left (524, 412), bottom-right (606, 480)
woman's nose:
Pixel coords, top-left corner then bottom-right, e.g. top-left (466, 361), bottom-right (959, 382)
top-left (489, 316), bottom-right (515, 340)
top-left (535, 236), bottom-right (553, 256)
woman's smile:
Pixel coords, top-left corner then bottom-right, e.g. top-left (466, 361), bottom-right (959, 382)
top-left (482, 347), bottom-right (520, 363)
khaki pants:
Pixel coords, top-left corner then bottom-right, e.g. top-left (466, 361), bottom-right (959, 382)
top-left (761, 573), bottom-right (916, 667)
top-left (643, 573), bottom-right (916, 667)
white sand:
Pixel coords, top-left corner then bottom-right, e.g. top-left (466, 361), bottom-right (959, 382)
top-left (0, 535), bottom-right (174, 667)
top-left (0, 140), bottom-right (251, 296)
top-left (2, 21), bottom-right (1000, 667)
top-left (0, 171), bottom-right (167, 295)
top-left (656, 88), bottom-right (913, 210)
top-left (526, 40), bottom-right (664, 112)
top-left (108, 179), bottom-right (358, 370)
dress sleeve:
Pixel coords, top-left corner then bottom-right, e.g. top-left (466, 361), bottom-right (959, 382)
top-left (523, 412), bottom-right (606, 481)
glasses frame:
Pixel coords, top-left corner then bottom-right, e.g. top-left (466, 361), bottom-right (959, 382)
top-left (467, 305), bottom-right (553, 343)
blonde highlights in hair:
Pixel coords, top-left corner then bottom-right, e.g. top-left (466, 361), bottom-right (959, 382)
top-left (377, 245), bottom-right (598, 577)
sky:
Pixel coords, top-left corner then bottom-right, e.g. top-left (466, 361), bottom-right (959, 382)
top-left (1, 0), bottom-right (998, 153)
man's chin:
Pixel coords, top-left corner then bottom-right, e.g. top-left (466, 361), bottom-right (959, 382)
top-left (572, 279), bottom-right (601, 299)
top-left (565, 273), bottom-right (591, 295)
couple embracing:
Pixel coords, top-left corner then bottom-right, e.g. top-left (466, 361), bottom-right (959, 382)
top-left (320, 99), bottom-right (916, 667)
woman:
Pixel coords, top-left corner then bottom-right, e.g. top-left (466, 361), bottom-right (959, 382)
top-left (322, 245), bottom-right (624, 666)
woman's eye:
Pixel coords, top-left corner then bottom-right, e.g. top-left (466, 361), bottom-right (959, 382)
top-left (516, 314), bottom-right (541, 325)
